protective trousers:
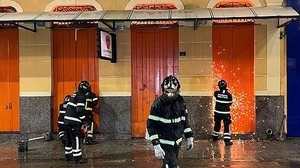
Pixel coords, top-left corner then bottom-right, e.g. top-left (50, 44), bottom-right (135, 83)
top-left (58, 126), bottom-right (66, 146)
top-left (86, 112), bottom-right (94, 138)
top-left (213, 114), bottom-right (232, 142)
top-left (161, 144), bottom-right (180, 168)
top-left (65, 125), bottom-right (83, 161)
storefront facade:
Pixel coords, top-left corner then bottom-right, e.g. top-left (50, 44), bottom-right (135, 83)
top-left (0, 0), bottom-right (295, 140)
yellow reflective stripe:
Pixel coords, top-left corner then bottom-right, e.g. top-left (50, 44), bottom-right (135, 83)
top-left (149, 115), bottom-right (160, 121)
top-left (65, 151), bottom-right (72, 154)
top-left (65, 147), bottom-right (72, 150)
top-left (73, 152), bottom-right (82, 156)
top-left (77, 103), bottom-right (85, 106)
top-left (174, 118), bottom-right (181, 123)
top-left (216, 100), bottom-right (232, 104)
top-left (67, 102), bottom-right (76, 107)
top-left (215, 110), bottom-right (230, 114)
top-left (159, 138), bottom-right (183, 146)
top-left (149, 134), bottom-right (159, 141)
top-left (72, 149), bottom-right (81, 152)
top-left (64, 116), bottom-right (81, 122)
top-left (160, 118), bottom-right (171, 123)
top-left (184, 128), bottom-right (192, 133)
top-left (213, 131), bottom-right (219, 136)
top-left (160, 139), bottom-right (175, 146)
top-left (176, 138), bottom-right (182, 145)
top-left (149, 115), bottom-right (186, 124)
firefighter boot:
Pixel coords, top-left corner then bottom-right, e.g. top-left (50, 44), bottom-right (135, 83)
top-left (225, 141), bottom-right (233, 146)
top-left (64, 154), bottom-right (73, 162)
top-left (212, 136), bottom-right (219, 141)
top-left (84, 137), bottom-right (97, 145)
top-left (74, 157), bottom-right (87, 164)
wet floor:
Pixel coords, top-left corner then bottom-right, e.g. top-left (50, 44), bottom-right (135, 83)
top-left (1, 139), bottom-right (300, 168)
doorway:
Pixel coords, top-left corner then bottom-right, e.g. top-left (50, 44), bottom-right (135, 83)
top-left (0, 29), bottom-right (20, 132)
top-left (52, 28), bottom-right (99, 132)
top-left (131, 26), bottom-right (179, 137)
top-left (212, 24), bottom-right (255, 133)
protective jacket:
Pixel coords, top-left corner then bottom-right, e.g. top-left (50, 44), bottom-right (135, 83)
top-left (58, 100), bottom-right (68, 128)
top-left (85, 92), bottom-right (98, 115)
top-left (64, 91), bottom-right (87, 126)
top-left (214, 89), bottom-right (232, 115)
top-left (147, 94), bottom-right (193, 147)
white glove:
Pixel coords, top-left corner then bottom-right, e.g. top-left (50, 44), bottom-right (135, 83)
top-left (186, 137), bottom-right (194, 150)
top-left (153, 144), bottom-right (165, 159)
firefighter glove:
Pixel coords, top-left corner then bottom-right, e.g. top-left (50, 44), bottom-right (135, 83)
top-left (186, 137), bottom-right (194, 150)
top-left (153, 144), bottom-right (165, 159)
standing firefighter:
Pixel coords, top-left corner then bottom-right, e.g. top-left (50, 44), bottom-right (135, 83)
top-left (64, 80), bottom-right (90, 164)
top-left (83, 85), bottom-right (98, 145)
top-left (147, 75), bottom-right (194, 168)
top-left (212, 80), bottom-right (233, 145)
top-left (57, 95), bottom-right (71, 146)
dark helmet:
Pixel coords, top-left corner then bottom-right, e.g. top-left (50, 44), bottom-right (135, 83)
top-left (78, 80), bottom-right (90, 93)
top-left (161, 75), bottom-right (180, 97)
top-left (218, 80), bottom-right (227, 90)
top-left (86, 84), bottom-right (91, 92)
top-left (64, 95), bottom-right (71, 102)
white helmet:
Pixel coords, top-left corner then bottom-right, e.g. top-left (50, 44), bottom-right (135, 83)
top-left (161, 75), bottom-right (180, 97)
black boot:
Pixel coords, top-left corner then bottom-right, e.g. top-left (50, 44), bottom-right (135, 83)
top-left (212, 136), bottom-right (219, 141)
top-left (84, 137), bottom-right (97, 145)
top-left (74, 158), bottom-right (87, 164)
top-left (225, 141), bottom-right (233, 146)
top-left (65, 154), bottom-right (73, 162)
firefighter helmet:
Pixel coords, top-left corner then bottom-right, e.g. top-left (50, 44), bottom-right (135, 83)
top-left (78, 80), bottom-right (90, 93)
top-left (218, 80), bottom-right (227, 90)
top-left (64, 95), bottom-right (71, 102)
top-left (161, 75), bottom-right (180, 97)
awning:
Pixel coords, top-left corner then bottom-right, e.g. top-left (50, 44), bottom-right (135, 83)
top-left (0, 6), bottom-right (298, 30)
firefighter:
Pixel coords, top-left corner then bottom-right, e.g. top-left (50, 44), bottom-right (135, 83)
top-left (212, 80), bottom-right (233, 145)
top-left (147, 75), bottom-right (194, 168)
top-left (83, 84), bottom-right (98, 145)
top-left (64, 80), bottom-right (90, 164)
top-left (57, 95), bottom-right (71, 146)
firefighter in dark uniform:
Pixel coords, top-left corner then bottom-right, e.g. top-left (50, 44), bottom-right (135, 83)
top-left (57, 95), bottom-right (71, 146)
top-left (147, 75), bottom-right (194, 168)
top-left (64, 80), bottom-right (90, 164)
top-left (83, 85), bottom-right (98, 145)
top-left (212, 80), bottom-right (233, 145)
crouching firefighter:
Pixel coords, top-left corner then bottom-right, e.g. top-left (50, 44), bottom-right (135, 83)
top-left (83, 84), bottom-right (98, 145)
top-left (147, 75), bottom-right (194, 168)
top-left (212, 80), bottom-right (233, 145)
top-left (64, 80), bottom-right (90, 164)
top-left (57, 95), bottom-right (71, 146)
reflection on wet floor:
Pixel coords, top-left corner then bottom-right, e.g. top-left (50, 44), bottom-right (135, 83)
top-left (0, 139), bottom-right (300, 167)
